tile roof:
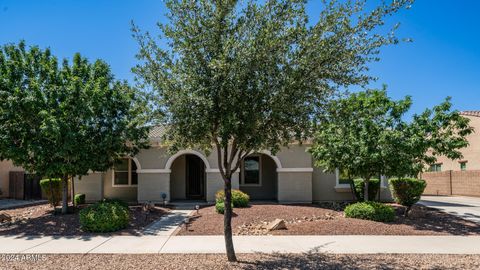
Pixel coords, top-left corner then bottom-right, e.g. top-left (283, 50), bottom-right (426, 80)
top-left (148, 125), bottom-right (168, 139)
top-left (460, 111), bottom-right (480, 118)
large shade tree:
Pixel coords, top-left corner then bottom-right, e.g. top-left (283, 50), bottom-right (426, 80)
top-left (0, 42), bottom-right (150, 214)
top-left (310, 89), bottom-right (473, 201)
top-left (133, 0), bottom-right (413, 261)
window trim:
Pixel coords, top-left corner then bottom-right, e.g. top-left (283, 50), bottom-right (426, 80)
top-left (240, 155), bottom-right (262, 187)
top-left (112, 158), bottom-right (138, 187)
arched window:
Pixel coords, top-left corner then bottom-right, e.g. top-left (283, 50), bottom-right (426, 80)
top-left (112, 158), bottom-right (138, 187)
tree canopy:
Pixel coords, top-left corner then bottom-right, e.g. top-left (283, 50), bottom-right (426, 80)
top-left (309, 89), bottom-right (473, 200)
top-left (133, 0), bottom-right (413, 261)
top-left (0, 41), bottom-right (150, 213)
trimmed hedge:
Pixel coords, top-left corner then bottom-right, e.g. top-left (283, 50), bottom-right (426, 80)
top-left (79, 200), bottom-right (129, 233)
top-left (389, 178), bottom-right (427, 215)
top-left (344, 202), bottom-right (395, 222)
top-left (352, 178), bottom-right (380, 202)
top-left (215, 189), bottom-right (250, 208)
top-left (39, 178), bottom-right (62, 207)
top-left (74, 194), bottom-right (86, 206)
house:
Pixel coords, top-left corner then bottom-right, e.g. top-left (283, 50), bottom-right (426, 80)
top-left (422, 111), bottom-right (480, 197)
top-left (427, 111), bottom-right (480, 172)
top-left (75, 126), bottom-right (393, 203)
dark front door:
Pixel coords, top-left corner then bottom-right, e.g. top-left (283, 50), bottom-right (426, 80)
top-left (186, 154), bottom-right (206, 200)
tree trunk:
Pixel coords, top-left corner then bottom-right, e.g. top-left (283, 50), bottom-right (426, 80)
top-left (61, 176), bottom-right (68, 214)
top-left (71, 176), bottom-right (76, 208)
top-left (223, 179), bottom-right (237, 262)
top-left (364, 178), bottom-right (370, 202)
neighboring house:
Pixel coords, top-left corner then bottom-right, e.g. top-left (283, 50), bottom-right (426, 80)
top-left (422, 111), bottom-right (480, 197)
top-left (0, 160), bottom-right (24, 198)
top-left (75, 126), bottom-right (393, 203)
top-left (428, 111), bottom-right (480, 172)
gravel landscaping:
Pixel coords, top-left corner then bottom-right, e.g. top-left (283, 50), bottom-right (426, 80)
top-left (0, 203), bottom-right (170, 236)
top-left (178, 203), bottom-right (480, 236)
top-left (2, 253), bottom-right (480, 270)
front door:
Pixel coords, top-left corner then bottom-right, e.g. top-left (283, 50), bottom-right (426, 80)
top-left (186, 155), bottom-right (206, 200)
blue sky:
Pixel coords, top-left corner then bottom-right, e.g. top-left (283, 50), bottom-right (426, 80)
top-left (0, 0), bottom-right (479, 116)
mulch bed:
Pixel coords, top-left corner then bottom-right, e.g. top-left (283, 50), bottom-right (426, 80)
top-left (178, 203), bottom-right (480, 236)
top-left (0, 203), bottom-right (170, 236)
top-left (3, 254), bottom-right (480, 270)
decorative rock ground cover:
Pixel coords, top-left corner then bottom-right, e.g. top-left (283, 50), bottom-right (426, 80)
top-left (3, 254), bottom-right (480, 270)
top-left (178, 203), bottom-right (480, 236)
top-left (0, 203), bottom-right (170, 236)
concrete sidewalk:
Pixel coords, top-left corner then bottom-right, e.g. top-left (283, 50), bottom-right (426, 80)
top-left (1, 235), bottom-right (480, 254)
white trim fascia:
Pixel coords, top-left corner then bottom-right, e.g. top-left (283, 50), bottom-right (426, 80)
top-left (277, 168), bottom-right (314, 173)
top-left (137, 169), bottom-right (171, 174)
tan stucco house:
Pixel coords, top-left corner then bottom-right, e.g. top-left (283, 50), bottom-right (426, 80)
top-left (428, 111), bottom-right (480, 172)
top-left (74, 126), bottom-right (392, 203)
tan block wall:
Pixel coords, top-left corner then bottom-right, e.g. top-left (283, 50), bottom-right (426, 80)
top-left (422, 170), bottom-right (480, 197)
top-left (451, 170), bottom-right (480, 197)
top-left (421, 171), bottom-right (451, 195)
top-left (277, 172), bottom-right (312, 203)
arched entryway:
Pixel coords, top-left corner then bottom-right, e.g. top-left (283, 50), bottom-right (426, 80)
top-left (239, 153), bottom-right (278, 201)
top-left (170, 154), bottom-right (207, 201)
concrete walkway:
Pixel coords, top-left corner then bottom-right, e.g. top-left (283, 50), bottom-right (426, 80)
top-left (143, 210), bottom-right (193, 236)
top-left (0, 199), bottom-right (47, 210)
top-left (1, 235), bottom-right (480, 254)
top-left (420, 196), bottom-right (480, 224)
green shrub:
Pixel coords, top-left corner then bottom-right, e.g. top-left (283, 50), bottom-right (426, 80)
top-left (352, 178), bottom-right (380, 202)
top-left (39, 178), bottom-right (62, 207)
top-left (215, 189), bottom-right (250, 208)
top-left (79, 200), bottom-right (130, 233)
top-left (215, 201), bottom-right (234, 214)
top-left (389, 178), bottom-right (427, 216)
top-left (344, 202), bottom-right (395, 222)
top-left (215, 201), bottom-right (225, 214)
top-left (74, 194), bottom-right (86, 206)
top-left (102, 198), bottom-right (129, 208)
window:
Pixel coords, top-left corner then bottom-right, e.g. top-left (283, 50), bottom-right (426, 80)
top-left (241, 156), bottom-right (261, 186)
top-left (338, 168), bottom-right (357, 185)
top-left (113, 158), bottom-right (138, 187)
top-left (460, 161), bottom-right (467, 171)
top-left (428, 163), bottom-right (442, 172)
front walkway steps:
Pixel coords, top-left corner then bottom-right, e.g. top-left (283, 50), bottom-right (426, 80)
top-left (143, 210), bottom-right (193, 236)
top-left (2, 235), bottom-right (480, 254)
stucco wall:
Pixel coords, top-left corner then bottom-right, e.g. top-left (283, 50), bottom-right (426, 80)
top-left (277, 171), bottom-right (312, 203)
top-left (312, 167), bottom-right (353, 202)
top-left (75, 173), bottom-right (103, 202)
top-left (138, 173), bottom-right (170, 203)
top-left (434, 115), bottom-right (480, 171)
top-left (170, 155), bottom-right (186, 200)
top-left (0, 160), bottom-right (24, 198)
top-left (103, 170), bottom-right (137, 202)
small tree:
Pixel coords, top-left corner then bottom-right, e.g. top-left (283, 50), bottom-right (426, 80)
top-left (310, 89), bottom-right (473, 202)
top-left (133, 0), bottom-right (412, 261)
top-left (310, 89), bottom-right (410, 201)
top-left (0, 42), bottom-right (150, 214)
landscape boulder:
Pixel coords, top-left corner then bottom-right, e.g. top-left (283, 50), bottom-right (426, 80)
top-left (267, 219), bottom-right (287, 231)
